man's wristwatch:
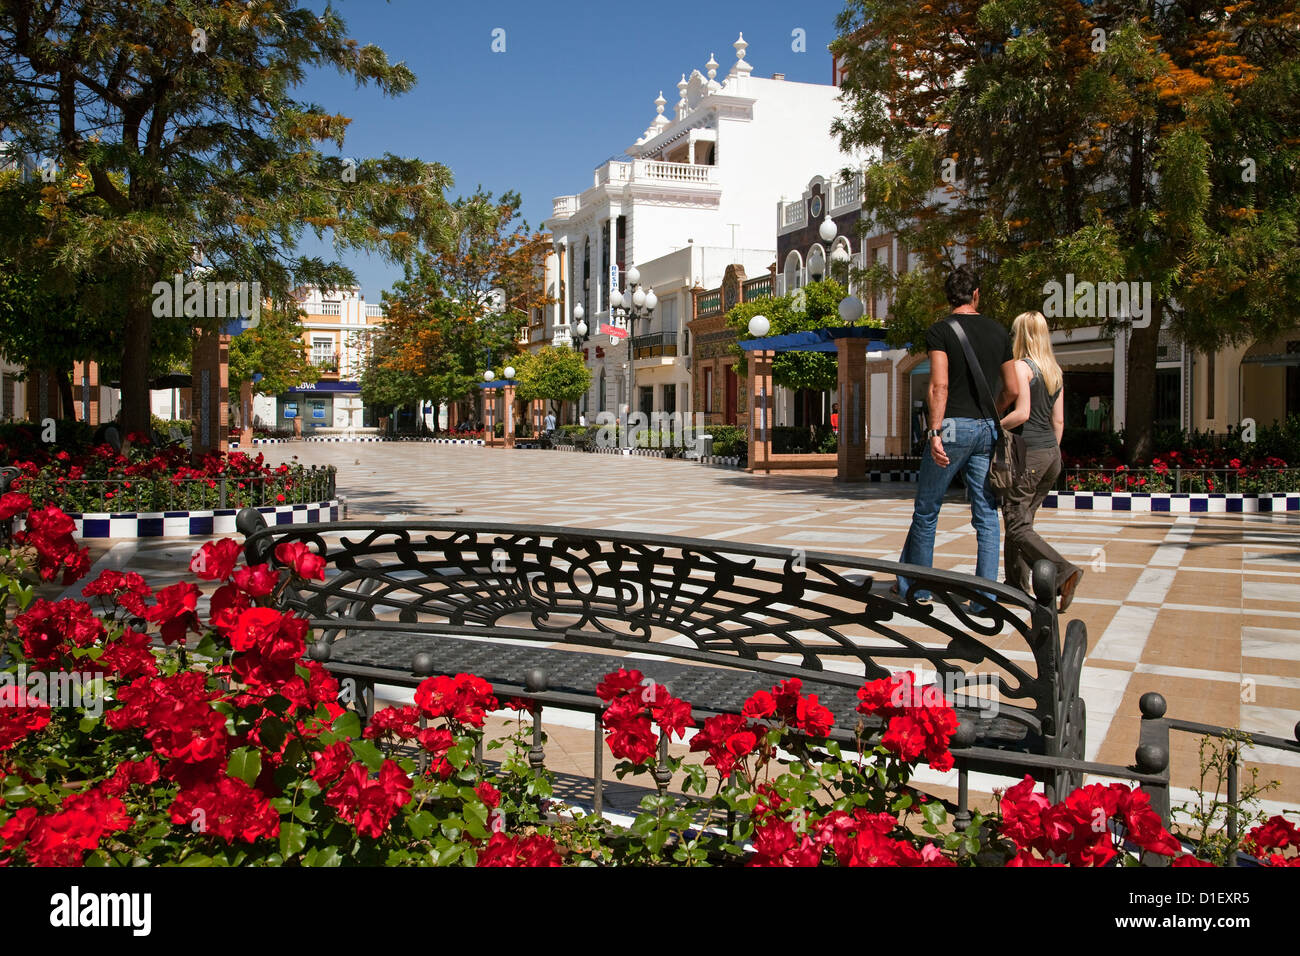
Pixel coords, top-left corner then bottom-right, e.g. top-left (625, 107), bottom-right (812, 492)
top-left (925, 428), bottom-right (942, 439)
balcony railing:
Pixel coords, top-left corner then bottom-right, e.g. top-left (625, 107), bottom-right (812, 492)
top-left (832, 172), bottom-right (863, 211)
top-left (632, 331), bottom-right (679, 359)
top-left (696, 291), bottom-right (722, 316)
top-left (312, 352), bottom-right (339, 373)
top-left (782, 199), bottom-right (805, 227)
top-left (320, 302), bottom-right (341, 316)
top-left (743, 275), bottom-right (773, 299)
top-left (552, 195), bottom-right (577, 218)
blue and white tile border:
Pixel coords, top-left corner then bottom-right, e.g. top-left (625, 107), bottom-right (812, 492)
top-left (68, 500), bottom-right (340, 539)
top-left (1044, 491), bottom-right (1300, 513)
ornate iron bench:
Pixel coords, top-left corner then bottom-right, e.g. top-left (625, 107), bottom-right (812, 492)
top-left (237, 509), bottom-right (1089, 801)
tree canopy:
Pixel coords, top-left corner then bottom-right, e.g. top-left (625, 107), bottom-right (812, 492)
top-left (0, 0), bottom-right (456, 443)
top-left (514, 346), bottom-right (591, 409)
top-left (724, 279), bottom-right (873, 391)
top-left (831, 0), bottom-right (1300, 460)
top-left (360, 189), bottom-right (554, 410)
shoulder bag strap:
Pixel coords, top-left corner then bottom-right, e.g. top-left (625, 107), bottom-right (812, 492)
top-left (945, 317), bottom-right (1002, 430)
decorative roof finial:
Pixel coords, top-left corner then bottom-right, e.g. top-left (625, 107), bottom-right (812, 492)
top-left (706, 53), bottom-right (720, 91)
top-left (652, 91), bottom-right (669, 130)
top-left (676, 74), bottom-right (688, 114)
top-left (733, 32), bottom-right (752, 75)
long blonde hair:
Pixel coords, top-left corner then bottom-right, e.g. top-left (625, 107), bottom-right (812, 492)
top-left (1011, 311), bottom-right (1063, 396)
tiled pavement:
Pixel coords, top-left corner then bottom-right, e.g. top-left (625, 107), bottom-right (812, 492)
top-left (72, 443), bottom-right (1300, 815)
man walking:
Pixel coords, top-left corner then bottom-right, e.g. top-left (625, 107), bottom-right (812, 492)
top-left (543, 409), bottom-right (557, 435)
top-left (894, 265), bottom-right (1017, 607)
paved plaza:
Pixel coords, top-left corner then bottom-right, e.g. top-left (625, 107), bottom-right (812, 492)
top-left (77, 443), bottom-right (1300, 813)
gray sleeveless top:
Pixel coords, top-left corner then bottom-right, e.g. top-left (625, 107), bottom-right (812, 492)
top-left (1013, 357), bottom-right (1061, 450)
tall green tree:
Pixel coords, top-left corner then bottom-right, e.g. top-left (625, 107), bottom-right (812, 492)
top-left (832, 0), bottom-right (1300, 461)
top-left (724, 279), bottom-right (865, 390)
top-left (0, 1), bottom-right (454, 443)
top-left (360, 189), bottom-right (554, 411)
top-left (228, 302), bottom-right (319, 396)
top-left (514, 345), bottom-right (591, 417)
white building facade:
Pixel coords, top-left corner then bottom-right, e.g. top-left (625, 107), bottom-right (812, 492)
top-left (546, 34), bottom-right (859, 423)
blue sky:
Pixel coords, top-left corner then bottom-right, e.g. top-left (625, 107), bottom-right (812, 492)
top-left (298, 0), bottom-right (848, 300)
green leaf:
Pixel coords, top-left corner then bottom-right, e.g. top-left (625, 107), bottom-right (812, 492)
top-left (349, 739), bottom-right (385, 772)
top-left (407, 811), bottom-right (436, 839)
top-left (226, 747), bottom-right (262, 786)
top-left (921, 801), bottom-right (947, 828)
top-left (332, 711), bottom-right (362, 740)
top-left (279, 822), bottom-right (308, 858)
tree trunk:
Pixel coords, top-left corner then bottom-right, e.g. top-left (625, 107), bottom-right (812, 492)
top-left (56, 366), bottom-right (75, 420)
top-left (119, 294), bottom-right (154, 449)
top-left (1123, 302), bottom-right (1163, 464)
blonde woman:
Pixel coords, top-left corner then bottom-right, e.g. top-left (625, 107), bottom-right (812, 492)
top-left (999, 311), bottom-right (1084, 611)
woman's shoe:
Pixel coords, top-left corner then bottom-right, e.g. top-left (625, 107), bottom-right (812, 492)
top-left (1058, 569), bottom-right (1084, 613)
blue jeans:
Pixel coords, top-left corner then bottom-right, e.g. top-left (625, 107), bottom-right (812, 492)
top-left (898, 417), bottom-right (1000, 605)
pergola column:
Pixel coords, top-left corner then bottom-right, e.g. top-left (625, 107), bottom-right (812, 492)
top-left (192, 329), bottom-right (230, 459)
top-left (836, 337), bottom-right (867, 482)
top-left (747, 349), bottom-right (774, 472)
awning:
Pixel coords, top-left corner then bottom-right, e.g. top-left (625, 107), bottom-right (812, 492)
top-left (286, 381), bottom-right (361, 393)
top-left (738, 326), bottom-right (896, 353)
top-left (1241, 353), bottom-right (1300, 367)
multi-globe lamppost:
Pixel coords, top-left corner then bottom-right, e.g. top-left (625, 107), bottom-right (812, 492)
top-left (608, 265), bottom-right (656, 451)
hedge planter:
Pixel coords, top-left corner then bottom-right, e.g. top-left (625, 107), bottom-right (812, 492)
top-left (1044, 491), bottom-right (1300, 513)
top-left (65, 500), bottom-right (340, 539)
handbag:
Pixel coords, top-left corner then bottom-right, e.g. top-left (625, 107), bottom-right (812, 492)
top-left (946, 317), bottom-right (1024, 495)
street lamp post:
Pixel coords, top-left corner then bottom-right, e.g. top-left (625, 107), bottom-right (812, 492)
top-left (608, 265), bottom-right (656, 450)
top-left (570, 304), bottom-right (590, 426)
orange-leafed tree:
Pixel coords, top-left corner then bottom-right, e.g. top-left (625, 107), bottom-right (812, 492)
top-left (361, 190), bottom-right (555, 418)
top-left (833, 0), bottom-right (1300, 461)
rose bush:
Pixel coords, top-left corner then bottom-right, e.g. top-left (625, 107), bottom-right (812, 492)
top-left (2, 437), bottom-right (333, 514)
top-left (0, 500), bottom-right (1291, 866)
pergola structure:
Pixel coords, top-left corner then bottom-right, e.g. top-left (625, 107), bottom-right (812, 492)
top-left (738, 325), bottom-right (894, 482)
top-left (479, 379), bottom-right (516, 448)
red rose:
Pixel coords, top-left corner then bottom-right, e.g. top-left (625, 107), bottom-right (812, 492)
top-left (233, 563), bottom-right (281, 597)
top-left (414, 673), bottom-right (498, 727)
top-left (475, 782), bottom-right (501, 809)
top-left (0, 685), bottom-right (52, 751)
top-left (100, 757), bottom-right (162, 797)
top-left (325, 760), bottom-right (412, 839)
top-left (0, 491), bottom-right (32, 520)
top-left (190, 538), bottom-right (242, 581)
top-left (742, 690), bottom-right (777, 720)
top-left (170, 775), bottom-right (280, 844)
top-left (310, 741), bottom-right (354, 785)
top-left (1245, 815), bottom-right (1299, 855)
top-left (595, 668), bottom-right (645, 702)
top-left (476, 831), bottom-right (562, 867)
top-left (145, 581), bottom-right (202, 645)
top-left (95, 627), bottom-right (160, 680)
top-left (365, 704), bottom-right (421, 742)
top-left (689, 713), bottom-right (761, 778)
top-left (274, 541), bottom-right (326, 581)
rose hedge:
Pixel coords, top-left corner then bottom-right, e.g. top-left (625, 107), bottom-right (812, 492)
top-left (0, 505), bottom-right (1295, 866)
top-left (3, 440), bottom-right (332, 514)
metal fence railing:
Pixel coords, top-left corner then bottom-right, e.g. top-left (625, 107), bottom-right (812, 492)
top-left (1059, 466), bottom-right (1300, 495)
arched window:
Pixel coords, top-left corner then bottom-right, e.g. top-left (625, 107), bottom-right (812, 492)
top-left (783, 250), bottom-right (804, 293)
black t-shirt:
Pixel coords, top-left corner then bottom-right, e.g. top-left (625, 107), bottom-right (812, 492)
top-left (924, 312), bottom-right (1013, 421)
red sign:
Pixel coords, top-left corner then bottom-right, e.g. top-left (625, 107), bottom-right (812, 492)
top-left (600, 323), bottom-right (628, 339)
